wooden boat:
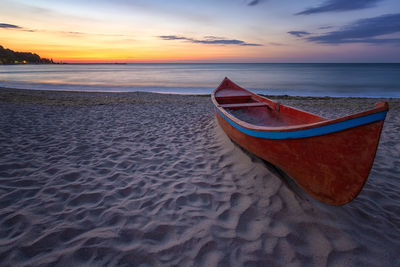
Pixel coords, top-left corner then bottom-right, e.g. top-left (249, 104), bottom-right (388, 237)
top-left (212, 77), bottom-right (388, 205)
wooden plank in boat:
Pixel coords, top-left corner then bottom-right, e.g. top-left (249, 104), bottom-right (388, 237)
top-left (219, 102), bottom-right (269, 109)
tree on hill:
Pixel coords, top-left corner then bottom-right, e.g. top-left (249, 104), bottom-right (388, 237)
top-left (0, 45), bottom-right (54, 64)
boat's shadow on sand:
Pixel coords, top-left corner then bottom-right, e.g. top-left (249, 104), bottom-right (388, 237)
top-left (229, 137), bottom-right (310, 203)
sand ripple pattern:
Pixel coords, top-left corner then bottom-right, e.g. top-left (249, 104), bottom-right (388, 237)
top-left (0, 93), bottom-right (399, 266)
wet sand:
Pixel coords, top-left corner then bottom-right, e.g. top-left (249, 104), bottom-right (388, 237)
top-left (0, 88), bottom-right (399, 266)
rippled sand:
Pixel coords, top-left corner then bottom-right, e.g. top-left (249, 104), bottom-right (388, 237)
top-left (0, 89), bottom-right (399, 266)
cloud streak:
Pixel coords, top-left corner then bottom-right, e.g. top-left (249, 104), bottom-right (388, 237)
top-left (305, 13), bottom-right (400, 45)
top-left (287, 31), bottom-right (311, 37)
top-left (0, 21), bottom-right (133, 39)
top-left (158, 35), bottom-right (187, 41)
top-left (159, 35), bottom-right (262, 46)
top-left (269, 42), bottom-right (284, 46)
top-left (245, 0), bottom-right (264, 6)
top-left (0, 23), bottom-right (22, 29)
top-left (296, 0), bottom-right (383, 15)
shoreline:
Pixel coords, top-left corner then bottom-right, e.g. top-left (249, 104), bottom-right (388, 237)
top-left (1, 87), bottom-right (399, 120)
top-left (1, 86), bottom-right (399, 106)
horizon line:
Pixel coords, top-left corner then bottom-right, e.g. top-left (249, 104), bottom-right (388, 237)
top-left (54, 61), bottom-right (400, 64)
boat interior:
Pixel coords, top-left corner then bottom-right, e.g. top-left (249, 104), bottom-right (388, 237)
top-left (215, 89), bottom-right (325, 127)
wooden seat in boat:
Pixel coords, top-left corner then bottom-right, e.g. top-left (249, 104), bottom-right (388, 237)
top-left (219, 102), bottom-right (269, 109)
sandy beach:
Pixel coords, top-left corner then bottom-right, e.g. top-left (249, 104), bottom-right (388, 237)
top-left (0, 88), bottom-right (399, 266)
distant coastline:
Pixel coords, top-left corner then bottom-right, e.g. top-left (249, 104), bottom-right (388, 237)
top-left (0, 45), bottom-right (55, 64)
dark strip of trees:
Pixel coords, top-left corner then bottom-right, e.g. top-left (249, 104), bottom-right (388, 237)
top-left (0, 45), bottom-right (54, 64)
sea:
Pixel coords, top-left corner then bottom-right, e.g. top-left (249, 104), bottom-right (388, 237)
top-left (0, 63), bottom-right (399, 98)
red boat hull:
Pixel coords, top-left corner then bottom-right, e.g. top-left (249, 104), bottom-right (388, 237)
top-left (212, 78), bottom-right (388, 205)
top-left (216, 112), bottom-right (384, 205)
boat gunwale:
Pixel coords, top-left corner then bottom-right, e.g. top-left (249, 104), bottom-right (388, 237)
top-left (212, 78), bottom-right (389, 134)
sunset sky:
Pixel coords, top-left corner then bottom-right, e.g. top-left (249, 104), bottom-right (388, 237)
top-left (1, 0), bottom-right (400, 63)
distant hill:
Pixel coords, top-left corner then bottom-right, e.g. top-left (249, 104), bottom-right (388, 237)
top-left (0, 45), bottom-right (54, 64)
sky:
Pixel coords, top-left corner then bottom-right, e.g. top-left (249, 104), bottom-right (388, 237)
top-left (1, 0), bottom-right (400, 63)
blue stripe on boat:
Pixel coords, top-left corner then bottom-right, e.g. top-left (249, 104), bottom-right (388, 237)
top-left (215, 106), bottom-right (387, 139)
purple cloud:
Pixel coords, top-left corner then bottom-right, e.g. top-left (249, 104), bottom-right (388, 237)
top-left (158, 35), bottom-right (188, 41)
top-left (287, 31), bottom-right (311, 37)
top-left (0, 23), bottom-right (22, 29)
top-left (306, 13), bottom-right (400, 45)
top-left (159, 35), bottom-right (262, 46)
top-left (245, 0), bottom-right (264, 6)
top-left (296, 0), bottom-right (383, 15)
